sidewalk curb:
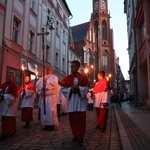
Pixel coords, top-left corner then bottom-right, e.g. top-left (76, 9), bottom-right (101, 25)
top-left (114, 104), bottom-right (133, 150)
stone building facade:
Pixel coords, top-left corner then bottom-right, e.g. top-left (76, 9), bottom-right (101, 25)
top-left (124, 0), bottom-right (150, 108)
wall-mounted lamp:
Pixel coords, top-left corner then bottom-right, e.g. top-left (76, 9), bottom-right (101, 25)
top-left (46, 16), bottom-right (54, 30)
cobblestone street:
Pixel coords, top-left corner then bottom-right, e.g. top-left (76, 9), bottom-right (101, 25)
top-left (0, 105), bottom-right (122, 150)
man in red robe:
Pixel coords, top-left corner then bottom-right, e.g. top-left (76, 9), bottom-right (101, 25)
top-left (18, 74), bottom-right (36, 128)
top-left (93, 71), bottom-right (111, 133)
top-left (0, 71), bottom-right (18, 141)
top-left (59, 60), bottom-right (89, 144)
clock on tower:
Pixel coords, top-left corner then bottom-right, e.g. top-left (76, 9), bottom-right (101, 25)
top-left (100, 0), bottom-right (106, 9)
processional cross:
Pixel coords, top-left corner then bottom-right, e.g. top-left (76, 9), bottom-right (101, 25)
top-left (37, 28), bottom-right (49, 115)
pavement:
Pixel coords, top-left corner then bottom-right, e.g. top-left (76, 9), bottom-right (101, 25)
top-left (115, 101), bottom-right (150, 150)
top-left (0, 101), bottom-right (150, 150)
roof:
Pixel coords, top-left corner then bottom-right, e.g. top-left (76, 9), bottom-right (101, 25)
top-left (71, 22), bottom-right (90, 43)
top-left (63, 0), bottom-right (72, 16)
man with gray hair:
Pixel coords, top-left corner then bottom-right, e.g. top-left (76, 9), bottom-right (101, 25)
top-left (36, 66), bottom-right (59, 131)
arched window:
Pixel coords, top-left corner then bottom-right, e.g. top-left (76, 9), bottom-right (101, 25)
top-left (102, 21), bottom-right (107, 40)
top-left (94, 21), bottom-right (98, 45)
top-left (103, 50), bottom-right (108, 70)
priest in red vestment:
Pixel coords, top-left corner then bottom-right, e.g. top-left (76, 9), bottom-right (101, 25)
top-left (93, 71), bottom-right (111, 133)
top-left (0, 71), bottom-right (18, 141)
top-left (18, 74), bottom-right (36, 128)
top-left (59, 60), bottom-right (89, 144)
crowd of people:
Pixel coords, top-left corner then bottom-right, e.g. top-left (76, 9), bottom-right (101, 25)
top-left (0, 60), bottom-right (111, 144)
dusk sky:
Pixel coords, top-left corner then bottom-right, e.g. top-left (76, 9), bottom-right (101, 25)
top-left (66, 0), bottom-right (129, 79)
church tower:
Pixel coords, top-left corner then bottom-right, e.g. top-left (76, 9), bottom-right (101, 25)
top-left (91, 0), bottom-right (114, 80)
top-left (70, 0), bottom-right (115, 87)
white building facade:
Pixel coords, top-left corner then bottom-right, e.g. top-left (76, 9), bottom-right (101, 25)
top-left (0, 0), bottom-right (72, 87)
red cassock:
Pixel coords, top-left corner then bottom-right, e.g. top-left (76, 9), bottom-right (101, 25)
top-left (0, 81), bottom-right (18, 137)
top-left (93, 78), bottom-right (109, 130)
top-left (93, 78), bottom-right (108, 93)
top-left (60, 72), bottom-right (89, 139)
top-left (18, 82), bottom-right (36, 122)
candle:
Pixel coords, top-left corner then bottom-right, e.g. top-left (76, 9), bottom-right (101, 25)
top-left (21, 64), bottom-right (25, 88)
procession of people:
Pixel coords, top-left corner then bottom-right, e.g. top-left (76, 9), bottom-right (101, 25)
top-left (0, 61), bottom-right (111, 144)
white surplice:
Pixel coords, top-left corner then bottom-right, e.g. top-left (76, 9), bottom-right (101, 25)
top-left (94, 89), bottom-right (111, 109)
top-left (0, 94), bottom-right (18, 116)
top-left (61, 86), bottom-right (89, 112)
top-left (36, 74), bottom-right (59, 126)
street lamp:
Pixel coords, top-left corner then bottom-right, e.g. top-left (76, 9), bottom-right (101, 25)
top-left (46, 16), bottom-right (55, 31)
top-left (106, 73), bottom-right (112, 80)
top-left (37, 16), bottom-right (54, 115)
top-left (91, 65), bottom-right (94, 69)
top-left (108, 73), bottom-right (112, 78)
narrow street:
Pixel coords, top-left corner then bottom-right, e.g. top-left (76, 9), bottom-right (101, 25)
top-left (0, 105), bottom-right (122, 150)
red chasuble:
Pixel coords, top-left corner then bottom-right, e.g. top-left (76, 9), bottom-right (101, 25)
top-left (93, 78), bottom-right (108, 93)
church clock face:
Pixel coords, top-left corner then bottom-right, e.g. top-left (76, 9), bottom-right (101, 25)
top-left (100, 0), bottom-right (106, 9)
top-left (94, 1), bottom-right (98, 11)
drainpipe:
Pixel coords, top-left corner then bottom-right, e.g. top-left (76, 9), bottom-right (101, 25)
top-left (67, 15), bottom-right (73, 75)
top-left (132, 0), bottom-right (138, 105)
top-left (0, 0), bottom-right (7, 84)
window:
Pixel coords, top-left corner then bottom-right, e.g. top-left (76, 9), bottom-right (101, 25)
top-left (89, 30), bottom-right (92, 41)
top-left (55, 52), bottom-right (59, 67)
top-left (12, 17), bottom-right (20, 44)
top-left (46, 45), bottom-right (50, 62)
top-left (62, 58), bottom-right (65, 71)
top-left (56, 21), bottom-right (59, 35)
top-left (94, 21), bottom-right (98, 44)
top-left (83, 46), bottom-right (88, 63)
top-left (63, 14), bottom-right (67, 24)
top-left (63, 30), bottom-right (66, 42)
top-left (47, 8), bottom-right (51, 15)
top-left (30, 0), bottom-right (36, 13)
top-left (93, 31), bottom-right (95, 43)
top-left (29, 31), bottom-right (34, 53)
top-left (103, 51), bottom-right (108, 69)
top-left (102, 21), bottom-right (107, 40)
top-left (7, 67), bottom-right (21, 88)
top-left (141, 22), bottom-right (146, 42)
top-left (70, 53), bottom-right (72, 61)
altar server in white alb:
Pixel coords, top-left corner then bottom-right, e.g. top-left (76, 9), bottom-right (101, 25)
top-left (0, 71), bottom-right (18, 141)
top-left (18, 74), bottom-right (36, 128)
top-left (59, 60), bottom-right (89, 144)
top-left (93, 70), bottom-right (111, 133)
top-left (36, 66), bottom-right (59, 131)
